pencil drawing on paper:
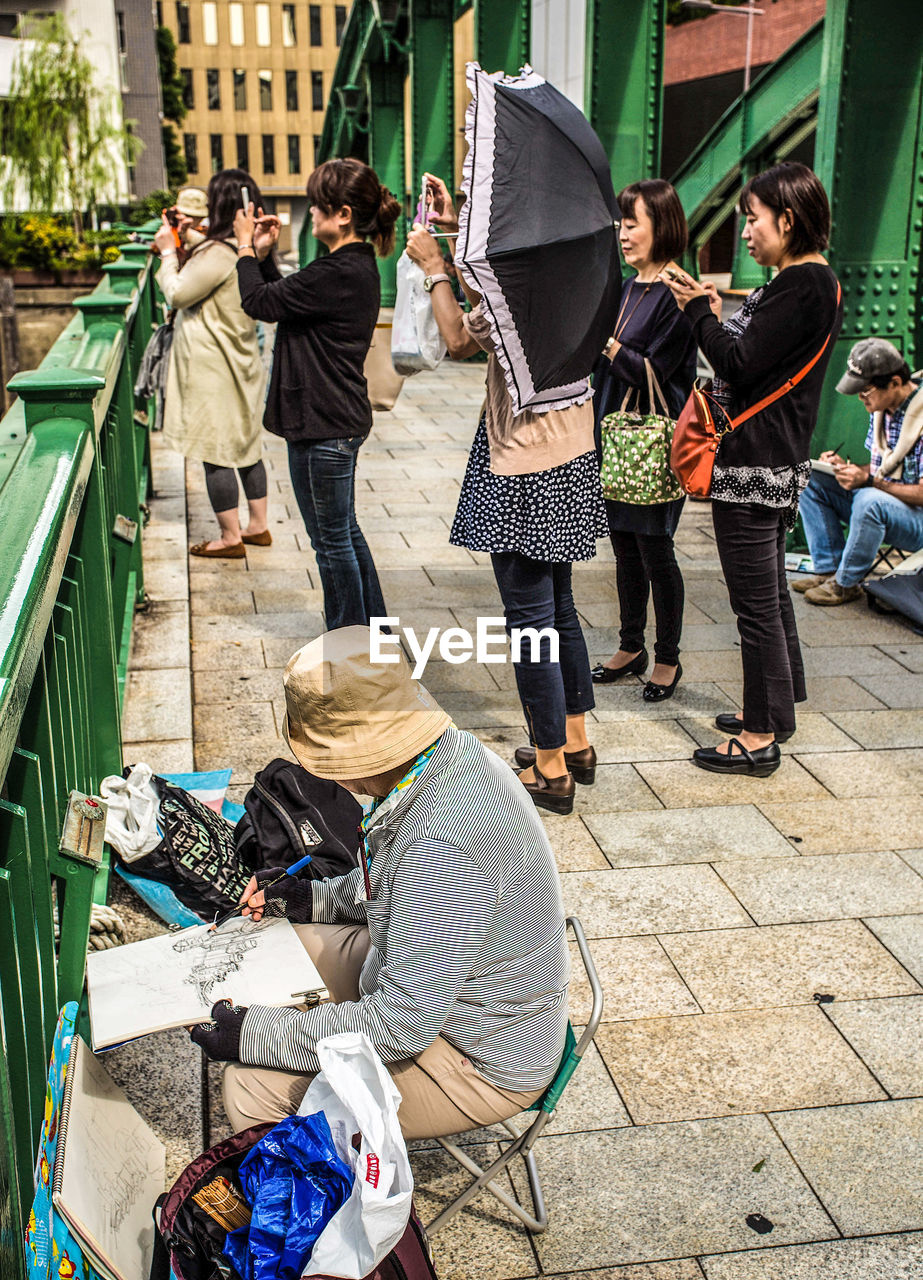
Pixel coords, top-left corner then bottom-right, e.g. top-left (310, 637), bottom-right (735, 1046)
top-left (172, 918), bottom-right (272, 1004)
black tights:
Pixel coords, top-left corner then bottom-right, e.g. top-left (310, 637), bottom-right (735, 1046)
top-left (203, 460), bottom-right (267, 514)
top-left (610, 530), bottom-right (684, 667)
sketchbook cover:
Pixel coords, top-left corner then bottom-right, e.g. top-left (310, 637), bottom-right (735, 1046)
top-left (86, 916), bottom-right (325, 1050)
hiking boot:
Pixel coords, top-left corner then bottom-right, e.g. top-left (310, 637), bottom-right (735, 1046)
top-left (791, 572), bottom-right (834, 594)
top-left (804, 579), bottom-right (863, 606)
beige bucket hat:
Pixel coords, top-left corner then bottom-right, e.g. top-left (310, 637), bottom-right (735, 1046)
top-left (175, 186), bottom-right (208, 219)
top-left (282, 626), bottom-right (451, 781)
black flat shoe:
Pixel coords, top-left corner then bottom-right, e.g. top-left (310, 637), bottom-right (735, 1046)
top-left (714, 714), bottom-right (794, 744)
top-left (591, 649), bottom-right (648, 684)
top-left (514, 744), bottom-right (597, 785)
top-left (642, 663), bottom-right (682, 702)
top-left (692, 738), bottom-right (781, 777)
top-left (515, 765), bottom-right (575, 815)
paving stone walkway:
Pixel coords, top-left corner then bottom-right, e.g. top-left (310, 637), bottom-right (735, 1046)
top-left (121, 362), bottom-right (923, 1279)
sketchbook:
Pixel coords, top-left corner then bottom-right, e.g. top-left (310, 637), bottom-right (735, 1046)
top-left (52, 1034), bottom-right (165, 1280)
top-left (810, 457), bottom-right (838, 475)
top-left (86, 916), bottom-right (326, 1051)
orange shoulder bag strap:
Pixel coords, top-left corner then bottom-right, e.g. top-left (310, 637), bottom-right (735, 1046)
top-left (729, 280), bottom-right (843, 430)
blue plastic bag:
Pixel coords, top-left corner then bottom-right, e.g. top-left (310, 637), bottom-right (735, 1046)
top-left (224, 1110), bottom-right (354, 1280)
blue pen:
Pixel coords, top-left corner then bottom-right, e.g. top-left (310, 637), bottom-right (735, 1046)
top-left (209, 853), bottom-right (313, 931)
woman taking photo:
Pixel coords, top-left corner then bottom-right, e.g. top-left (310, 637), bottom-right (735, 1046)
top-left (234, 158), bottom-right (400, 628)
top-left (406, 176), bottom-right (605, 817)
top-left (592, 179), bottom-right (697, 701)
top-left (663, 162), bottom-right (842, 776)
top-left (154, 169), bottom-right (269, 558)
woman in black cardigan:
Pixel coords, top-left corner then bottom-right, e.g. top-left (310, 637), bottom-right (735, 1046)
top-left (233, 159), bottom-right (400, 629)
top-left (663, 162), bottom-right (842, 776)
top-left (592, 180), bottom-right (697, 702)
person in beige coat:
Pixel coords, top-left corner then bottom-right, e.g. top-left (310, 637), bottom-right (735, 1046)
top-left (153, 168), bottom-right (269, 559)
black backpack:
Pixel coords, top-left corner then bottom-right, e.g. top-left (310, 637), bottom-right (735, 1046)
top-left (234, 759), bottom-right (361, 879)
top-left (151, 1124), bottom-right (439, 1280)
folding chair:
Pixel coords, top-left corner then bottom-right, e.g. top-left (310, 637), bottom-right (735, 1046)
top-left (426, 916), bottom-right (604, 1235)
top-left (869, 543), bottom-right (912, 575)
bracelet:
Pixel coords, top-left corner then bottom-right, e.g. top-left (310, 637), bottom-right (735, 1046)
top-left (237, 244), bottom-right (254, 253)
top-left (160, 248), bottom-right (177, 258)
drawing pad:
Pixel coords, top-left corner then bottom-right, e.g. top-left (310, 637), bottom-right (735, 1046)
top-left (86, 917), bottom-right (325, 1050)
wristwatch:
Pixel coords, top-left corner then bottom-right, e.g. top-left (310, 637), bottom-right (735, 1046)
top-left (423, 273), bottom-right (451, 293)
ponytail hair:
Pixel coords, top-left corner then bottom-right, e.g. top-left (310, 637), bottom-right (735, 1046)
top-left (306, 158), bottom-right (402, 257)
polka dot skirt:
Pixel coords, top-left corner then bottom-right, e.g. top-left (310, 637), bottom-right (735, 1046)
top-left (450, 416), bottom-right (608, 561)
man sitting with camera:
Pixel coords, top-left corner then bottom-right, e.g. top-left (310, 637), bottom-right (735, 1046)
top-left (795, 338), bottom-right (923, 605)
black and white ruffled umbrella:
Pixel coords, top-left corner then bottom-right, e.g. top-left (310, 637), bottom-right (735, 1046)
top-left (456, 62), bottom-right (623, 416)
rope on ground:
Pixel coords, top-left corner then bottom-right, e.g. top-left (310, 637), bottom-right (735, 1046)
top-left (52, 902), bottom-right (128, 950)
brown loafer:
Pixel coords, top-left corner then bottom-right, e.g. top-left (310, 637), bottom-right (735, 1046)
top-left (513, 744), bottom-right (596, 785)
top-left (189, 541), bottom-right (246, 558)
top-left (242, 529), bottom-right (272, 546)
top-left (515, 765), bottom-right (575, 815)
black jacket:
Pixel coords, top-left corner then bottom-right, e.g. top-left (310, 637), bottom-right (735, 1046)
top-left (236, 242), bottom-right (380, 441)
top-left (686, 262), bottom-right (842, 468)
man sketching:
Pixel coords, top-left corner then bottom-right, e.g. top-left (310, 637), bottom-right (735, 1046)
top-left (191, 626), bottom-right (570, 1141)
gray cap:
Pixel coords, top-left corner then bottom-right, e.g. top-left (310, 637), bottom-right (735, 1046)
top-left (836, 338), bottom-right (905, 395)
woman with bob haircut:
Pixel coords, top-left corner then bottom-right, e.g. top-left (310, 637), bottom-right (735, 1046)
top-left (591, 178), bottom-right (697, 702)
top-left (234, 158), bottom-right (401, 628)
top-left (154, 168), bottom-right (269, 558)
top-left (663, 161), bottom-right (843, 776)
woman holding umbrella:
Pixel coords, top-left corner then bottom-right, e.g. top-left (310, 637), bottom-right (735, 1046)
top-left (407, 176), bottom-right (606, 817)
top-left (591, 179), bottom-right (697, 701)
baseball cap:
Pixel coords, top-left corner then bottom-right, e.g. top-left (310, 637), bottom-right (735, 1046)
top-left (836, 338), bottom-right (905, 395)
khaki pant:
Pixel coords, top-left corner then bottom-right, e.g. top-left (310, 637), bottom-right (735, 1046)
top-left (223, 923), bottom-right (543, 1140)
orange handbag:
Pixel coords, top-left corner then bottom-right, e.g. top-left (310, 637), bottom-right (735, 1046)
top-left (671, 282), bottom-right (842, 498)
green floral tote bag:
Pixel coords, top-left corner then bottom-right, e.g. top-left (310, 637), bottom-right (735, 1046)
top-left (600, 359), bottom-right (683, 505)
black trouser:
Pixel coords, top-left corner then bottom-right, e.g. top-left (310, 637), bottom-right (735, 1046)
top-left (712, 500), bottom-right (806, 736)
top-left (610, 530), bottom-right (684, 667)
top-left (203, 460), bottom-right (267, 513)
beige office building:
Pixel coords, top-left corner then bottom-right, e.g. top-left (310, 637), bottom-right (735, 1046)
top-left (159, 0), bottom-right (347, 251)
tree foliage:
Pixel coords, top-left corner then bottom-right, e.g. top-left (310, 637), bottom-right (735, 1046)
top-left (0, 12), bottom-right (141, 233)
top-left (156, 25), bottom-right (186, 126)
top-left (162, 124), bottom-right (188, 188)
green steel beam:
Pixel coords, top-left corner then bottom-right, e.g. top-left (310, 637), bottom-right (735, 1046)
top-left (409, 0), bottom-right (454, 197)
top-left (815, 0), bottom-right (923, 455)
top-left (368, 59), bottom-right (407, 305)
top-left (473, 0), bottom-right (529, 76)
top-left (585, 0), bottom-right (665, 185)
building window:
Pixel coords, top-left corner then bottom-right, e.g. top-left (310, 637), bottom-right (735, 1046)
top-left (282, 3), bottom-right (296, 46)
top-left (309, 4), bottom-right (321, 45)
top-left (255, 3), bottom-right (270, 46)
top-left (206, 68), bottom-right (220, 110)
top-left (183, 132), bottom-right (197, 172)
top-left (236, 134), bottom-right (249, 171)
top-left (202, 1), bottom-right (218, 45)
top-left (262, 134), bottom-right (275, 175)
top-left (155, 0), bottom-right (163, 26)
top-left (229, 1), bottom-right (244, 45)
top-left (233, 68), bottom-right (246, 111)
top-left (335, 5), bottom-right (346, 45)
top-left (180, 67), bottom-right (194, 110)
top-left (176, 0), bottom-right (190, 43)
top-left (311, 71), bottom-right (323, 112)
top-left (210, 133), bottom-right (223, 173)
top-left (288, 134), bottom-right (300, 175)
top-left (285, 69), bottom-right (298, 112)
top-left (313, 134), bottom-right (321, 163)
top-left (258, 70), bottom-right (272, 111)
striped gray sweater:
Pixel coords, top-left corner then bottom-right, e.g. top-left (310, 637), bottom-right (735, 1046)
top-left (240, 726), bottom-right (570, 1092)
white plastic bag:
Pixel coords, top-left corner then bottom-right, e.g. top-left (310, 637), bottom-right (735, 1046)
top-left (99, 763), bottom-right (162, 861)
top-left (391, 251), bottom-right (446, 375)
top-left (299, 1033), bottom-right (413, 1278)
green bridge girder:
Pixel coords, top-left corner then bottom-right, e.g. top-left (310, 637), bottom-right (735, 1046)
top-left (309, 1), bottom-right (923, 457)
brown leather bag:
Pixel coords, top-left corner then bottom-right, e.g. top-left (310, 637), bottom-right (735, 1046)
top-left (671, 281), bottom-right (842, 498)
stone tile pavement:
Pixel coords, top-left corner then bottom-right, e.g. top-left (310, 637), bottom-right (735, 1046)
top-left (119, 363), bottom-right (923, 1278)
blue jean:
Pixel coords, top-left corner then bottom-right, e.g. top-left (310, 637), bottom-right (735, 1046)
top-left (490, 553), bottom-right (595, 750)
top-left (799, 469), bottom-right (923, 587)
top-left (287, 436), bottom-right (387, 630)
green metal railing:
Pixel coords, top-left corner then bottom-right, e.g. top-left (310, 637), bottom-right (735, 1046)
top-left (0, 241), bottom-right (155, 1274)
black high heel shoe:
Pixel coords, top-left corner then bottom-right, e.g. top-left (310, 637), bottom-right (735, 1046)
top-left (642, 663), bottom-right (682, 702)
top-left (591, 649), bottom-right (648, 684)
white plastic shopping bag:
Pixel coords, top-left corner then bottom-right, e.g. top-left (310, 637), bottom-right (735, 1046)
top-left (391, 251), bottom-right (446, 375)
top-left (99, 762), bottom-right (162, 861)
top-left (298, 1033), bottom-right (413, 1278)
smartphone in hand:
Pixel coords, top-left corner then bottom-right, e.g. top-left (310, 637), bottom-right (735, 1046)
top-left (241, 185), bottom-right (250, 210)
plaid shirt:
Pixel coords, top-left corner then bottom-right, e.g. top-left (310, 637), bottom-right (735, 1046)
top-left (866, 381), bottom-right (923, 484)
